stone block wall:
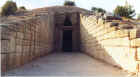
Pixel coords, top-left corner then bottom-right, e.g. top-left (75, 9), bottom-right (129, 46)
top-left (80, 14), bottom-right (140, 72)
top-left (1, 14), bottom-right (55, 73)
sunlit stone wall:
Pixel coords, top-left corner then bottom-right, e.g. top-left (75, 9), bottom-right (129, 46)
top-left (80, 14), bottom-right (140, 72)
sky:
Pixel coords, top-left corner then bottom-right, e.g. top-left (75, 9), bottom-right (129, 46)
top-left (0, 0), bottom-right (140, 15)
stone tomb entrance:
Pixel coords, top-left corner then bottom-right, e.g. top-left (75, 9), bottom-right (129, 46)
top-left (63, 30), bottom-right (72, 51)
top-left (54, 12), bottom-right (80, 52)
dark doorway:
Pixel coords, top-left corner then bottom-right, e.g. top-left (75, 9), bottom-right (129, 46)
top-left (62, 30), bottom-right (72, 51)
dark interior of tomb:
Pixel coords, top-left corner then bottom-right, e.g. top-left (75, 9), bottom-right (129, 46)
top-left (63, 30), bottom-right (72, 52)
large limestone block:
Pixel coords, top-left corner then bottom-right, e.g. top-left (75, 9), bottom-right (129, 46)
top-left (1, 28), bottom-right (10, 40)
top-left (15, 53), bottom-right (22, 67)
top-left (130, 29), bottom-right (138, 39)
top-left (16, 32), bottom-right (24, 39)
top-left (24, 51), bottom-right (30, 63)
top-left (131, 38), bottom-right (140, 47)
top-left (7, 53), bottom-right (16, 69)
top-left (22, 46), bottom-right (30, 53)
top-left (103, 46), bottom-right (137, 72)
top-left (1, 54), bottom-right (7, 72)
top-left (136, 29), bottom-right (140, 38)
top-left (10, 37), bottom-right (16, 53)
top-left (100, 37), bottom-right (130, 46)
top-left (1, 40), bottom-right (10, 53)
top-left (16, 45), bottom-right (22, 53)
top-left (21, 52), bottom-right (29, 65)
top-left (16, 39), bottom-right (22, 45)
top-left (106, 27), bottom-right (117, 33)
top-left (22, 40), bottom-right (30, 46)
top-left (24, 33), bottom-right (31, 40)
top-left (97, 31), bottom-right (116, 40)
top-left (136, 48), bottom-right (140, 60)
top-left (99, 30), bottom-right (128, 40)
top-left (114, 30), bottom-right (128, 38)
top-left (6, 24), bottom-right (19, 32)
top-left (1, 26), bottom-right (11, 40)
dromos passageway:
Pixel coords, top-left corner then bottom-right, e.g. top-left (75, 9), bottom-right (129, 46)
top-left (1, 6), bottom-right (140, 76)
top-left (5, 52), bottom-right (128, 77)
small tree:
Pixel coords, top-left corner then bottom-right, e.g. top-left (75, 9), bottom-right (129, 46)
top-left (114, 5), bottom-right (135, 18)
top-left (91, 7), bottom-right (106, 13)
top-left (1, 1), bottom-right (17, 16)
top-left (19, 6), bottom-right (26, 10)
top-left (64, 1), bottom-right (75, 6)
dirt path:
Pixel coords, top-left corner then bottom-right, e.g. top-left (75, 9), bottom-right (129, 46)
top-left (5, 52), bottom-right (132, 77)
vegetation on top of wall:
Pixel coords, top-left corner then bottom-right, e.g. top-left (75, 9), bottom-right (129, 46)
top-left (64, 1), bottom-right (76, 6)
top-left (19, 6), bottom-right (26, 10)
top-left (1, 1), bottom-right (17, 16)
top-left (114, 5), bottom-right (135, 18)
top-left (91, 7), bottom-right (106, 13)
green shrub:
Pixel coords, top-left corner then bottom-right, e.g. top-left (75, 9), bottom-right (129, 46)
top-left (114, 5), bottom-right (135, 18)
top-left (19, 6), bottom-right (26, 10)
top-left (64, 1), bottom-right (75, 6)
top-left (91, 7), bottom-right (106, 13)
top-left (1, 1), bottom-right (17, 16)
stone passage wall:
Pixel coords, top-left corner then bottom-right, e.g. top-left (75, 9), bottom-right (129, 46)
top-left (1, 15), bottom-right (55, 73)
top-left (80, 14), bottom-right (140, 72)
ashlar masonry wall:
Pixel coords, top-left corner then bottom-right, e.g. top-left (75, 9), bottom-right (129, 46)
top-left (1, 14), bottom-right (55, 72)
top-left (80, 14), bottom-right (140, 72)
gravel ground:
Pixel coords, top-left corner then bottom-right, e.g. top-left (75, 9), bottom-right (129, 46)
top-left (4, 52), bottom-right (136, 77)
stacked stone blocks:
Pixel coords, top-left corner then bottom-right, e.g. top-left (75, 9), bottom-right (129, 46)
top-left (80, 14), bottom-right (140, 72)
top-left (1, 15), bottom-right (54, 73)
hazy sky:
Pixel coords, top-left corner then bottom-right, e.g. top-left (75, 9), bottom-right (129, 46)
top-left (0, 0), bottom-right (140, 14)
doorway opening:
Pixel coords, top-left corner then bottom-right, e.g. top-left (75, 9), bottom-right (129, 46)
top-left (62, 30), bottom-right (72, 52)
